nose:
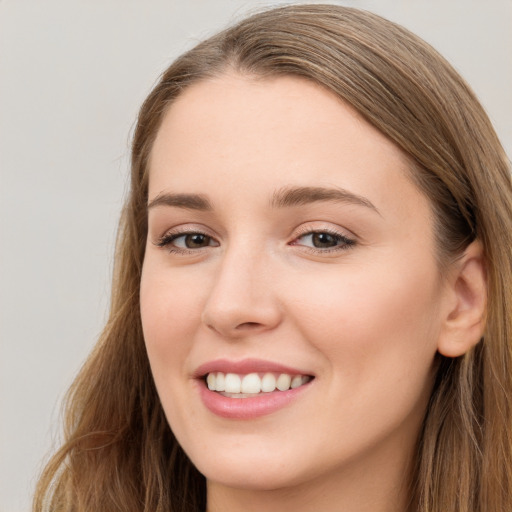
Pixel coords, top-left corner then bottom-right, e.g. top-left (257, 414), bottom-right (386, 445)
top-left (201, 247), bottom-right (283, 339)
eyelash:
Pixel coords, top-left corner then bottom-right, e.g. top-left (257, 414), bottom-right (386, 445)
top-left (154, 227), bottom-right (356, 255)
top-left (155, 229), bottom-right (217, 255)
top-left (291, 228), bottom-right (356, 254)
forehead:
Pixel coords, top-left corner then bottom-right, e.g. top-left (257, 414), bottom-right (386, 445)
top-left (148, 72), bottom-right (423, 219)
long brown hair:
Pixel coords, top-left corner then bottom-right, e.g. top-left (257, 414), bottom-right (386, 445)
top-left (34, 5), bottom-right (512, 511)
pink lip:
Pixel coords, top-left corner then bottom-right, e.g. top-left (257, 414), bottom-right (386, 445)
top-left (193, 358), bottom-right (314, 420)
top-left (193, 358), bottom-right (312, 378)
top-left (196, 380), bottom-right (312, 420)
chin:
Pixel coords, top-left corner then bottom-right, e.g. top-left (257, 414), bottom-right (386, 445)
top-left (202, 465), bottom-right (304, 492)
top-left (190, 445), bottom-right (311, 491)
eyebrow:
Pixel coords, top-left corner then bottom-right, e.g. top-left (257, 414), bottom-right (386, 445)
top-left (147, 186), bottom-right (379, 214)
top-left (270, 186), bottom-right (379, 213)
top-left (147, 193), bottom-right (213, 211)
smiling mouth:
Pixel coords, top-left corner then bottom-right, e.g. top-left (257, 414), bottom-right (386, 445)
top-left (204, 372), bottom-right (314, 398)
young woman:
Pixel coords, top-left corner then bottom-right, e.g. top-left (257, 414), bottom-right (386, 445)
top-left (34, 5), bottom-right (512, 512)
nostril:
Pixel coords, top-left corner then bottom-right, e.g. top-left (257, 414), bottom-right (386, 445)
top-left (236, 322), bottom-right (262, 330)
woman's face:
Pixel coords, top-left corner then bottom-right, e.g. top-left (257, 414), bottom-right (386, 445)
top-left (140, 74), bottom-right (448, 492)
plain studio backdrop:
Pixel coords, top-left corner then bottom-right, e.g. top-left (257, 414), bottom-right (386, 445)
top-left (0, 1), bottom-right (510, 511)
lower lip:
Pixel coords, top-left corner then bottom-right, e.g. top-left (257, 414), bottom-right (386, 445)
top-left (197, 380), bottom-right (312, 420)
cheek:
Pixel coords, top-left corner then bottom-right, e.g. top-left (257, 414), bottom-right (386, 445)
top-left (139, 263), bottom-right (212, 441)
top-left (287, 258), bottom-right (441, 381)
top-left (140, 265), bottom-right (205, 374)
top-left (283, 261), bottom-right (441, 452)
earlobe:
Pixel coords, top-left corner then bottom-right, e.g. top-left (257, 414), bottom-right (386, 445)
top-left (437, 241), bottom-right (487, 358)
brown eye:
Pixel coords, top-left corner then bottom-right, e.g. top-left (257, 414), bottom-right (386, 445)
top-left (155, 231), bottom-right (219, 251)
top-left (183, 233), bottom-right (212, 248)
top-left (311, 232), bottom-right (338, 248)
top-left (292, 231), bottom-right (356, 252)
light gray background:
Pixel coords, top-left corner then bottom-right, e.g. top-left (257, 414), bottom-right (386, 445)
top-left (1, 1), bottom-right (510, 511)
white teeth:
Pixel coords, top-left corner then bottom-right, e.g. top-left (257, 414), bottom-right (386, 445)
top-left (224, 373), bottom-right (241, 393)
top-left (261, 373), bottom-right (276, 392)
top-left (214, 372), bottom-right (225, 392)
top-left (276, 373), bottom-right (291, 391)
top-left (291, 375), bottom-right (303, 389)
top-left (241, 373), bottom-right (261, 394)
top-left (207, 373), bottom-right (216, 390)
top-left (205, 371), bottom-right (311, 395)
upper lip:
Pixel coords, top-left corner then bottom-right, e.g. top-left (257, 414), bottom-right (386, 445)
top-left (193, 358), bottom-right (314, 378)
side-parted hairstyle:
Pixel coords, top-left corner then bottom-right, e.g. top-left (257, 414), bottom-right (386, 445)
top-left (34, 5), bottom-right (512, 512)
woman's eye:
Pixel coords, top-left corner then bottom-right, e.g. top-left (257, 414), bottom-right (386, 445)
top-left (293, 231), bottom-right (355, 251)
top-left (156, 232), bottom-right (219, 251)
top-left (175, 233), bottom-right (213, 249)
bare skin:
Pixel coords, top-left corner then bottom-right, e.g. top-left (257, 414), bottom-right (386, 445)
top-left (141, 73), bottom-right (486, 512)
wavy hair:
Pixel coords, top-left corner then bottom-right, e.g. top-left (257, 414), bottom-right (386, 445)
top-left (34, 5), bottom-right (512, 511)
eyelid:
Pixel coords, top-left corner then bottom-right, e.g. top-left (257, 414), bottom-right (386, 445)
top-left (151, 222), bottom-right (357, 255)
top-left (289, 224), bottom-right (357, 254)
top-left (293, 223), bottom-right (356, 239)
top-left (153, 224), bottom-right (220, 251)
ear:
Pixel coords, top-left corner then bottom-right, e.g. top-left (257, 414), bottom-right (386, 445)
top-left (437, 241), bottom-right (487, 358)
